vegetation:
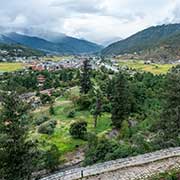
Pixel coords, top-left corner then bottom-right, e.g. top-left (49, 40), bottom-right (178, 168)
top-left (150, 169), bottom-right (180, 180)
top-left (69, 120), bottom-right (88, 139)
top-left (80, 59), bottom-right (92, 94)
top-left (117, 60), bottom-right (173, 74)
top-left (110, 72), bottom-right (131, 128)
top-left (0, 43), bottom-right (44, 57)
top-left (102, 24), bottom-right (180, 62)
top-left (0, 93), bottom-right (38, 180)
top-left (0, 62), bottom-right (24, 72)
top-left (0, 59), bottom-right (180, 176)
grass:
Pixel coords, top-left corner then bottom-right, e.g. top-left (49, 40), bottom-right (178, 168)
top-left (0, 62), bottom-right (24, 72)
top-left (118, 60), bottom-right (174, 74)
top-left (33, 96), bottom-right (111, 156)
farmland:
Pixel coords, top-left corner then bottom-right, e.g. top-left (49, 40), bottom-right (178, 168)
top-left (0, 63), bottom-right (24, 72)
top-left (118, 60), bottom-right (174, 74)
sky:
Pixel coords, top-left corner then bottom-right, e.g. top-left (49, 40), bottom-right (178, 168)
top-left (1, 0), bottom-right (180, 44)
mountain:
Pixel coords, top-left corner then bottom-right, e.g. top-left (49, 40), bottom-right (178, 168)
top-left (0, 34), bottom-right (16, 44)
top-left (1, 28), bottom-right (103, 55)
top-left (102, 24), bottom-right (180, 56)
top-left (100, 37), bottom-right (122, 47)
top-left (7, 32), bottom-right (74, 54)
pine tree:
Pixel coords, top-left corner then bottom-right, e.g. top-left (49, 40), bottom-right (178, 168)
top-left (0, 92), bottom-right (38, 180)
top-left (80, 59), bottom-right (92, 94)
top-left (159, 70), bottom-right (180, 140)
top-left (111, 72), bottom-right (131, 128)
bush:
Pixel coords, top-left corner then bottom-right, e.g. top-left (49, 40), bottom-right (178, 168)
top-left (69, 120), bottom-right (87, 139)
top-left (38, 120), bottom-right (57, 135)
top-left (83, 138), bottom-right (119, 166)
top-left (67, 110), bottom-right (75, 118)
top-left (76, 95), bottom-right (92, 110)
top-left (35, 116), bottom-right (49, 126)
top-left (49, 105), bottom-right (55, 115)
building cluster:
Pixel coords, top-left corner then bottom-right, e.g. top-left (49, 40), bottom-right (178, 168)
top-left (28, 58), bottom-right (85, 71)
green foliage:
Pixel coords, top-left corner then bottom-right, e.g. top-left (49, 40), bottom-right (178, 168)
top-left (157, 69), bottom-right (180, 144)
top-left (35, 116), bottom-right (49, 126)
top-left (0, 92), bottom-right (38, 180)
top-left (69, 120), bottom-right (87, 139)
top-left (80, 59), bottom-right (92, 94)
top-left (44, 144), bottom-right (61, 172)
top-left (111, 72), bottom-right (132, 128)
top-left (102, 23), bottom-right (180, 58)
top-left (151, 169), bottom-right (180, 180)
top-left (76, 94), bottom-right (92, 110)
top-left (67, 110), bottom-right (76, 118)
top-left (38, 120), bottom-right (57, 135)
top-left (49, 105), bottom-right (55, 115)
top-left (84, 137), bottom-right (133, 166)
top-left (40, 94), bottom-right (54, 104)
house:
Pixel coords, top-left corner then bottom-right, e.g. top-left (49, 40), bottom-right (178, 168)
top-left (37, 75), bottom-right (46, 87)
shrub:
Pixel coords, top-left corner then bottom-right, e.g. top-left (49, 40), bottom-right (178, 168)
top-left (67, 110), bottom-right (75, 118)
top-left (83, 138), bottom-right (119, 166)
top-left (69, 120), bottom-right (87, 139)
top-left (35, 116), bottom-right (49, 126)
top-left (38, 120), bottom-right (57, 135)
top-left (49, 105), bottom-right (55, 115)
top-left (76, 95), bottom-right (92, 110)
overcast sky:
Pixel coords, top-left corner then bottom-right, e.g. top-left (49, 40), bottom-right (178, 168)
top-left (1, 0), bottom-right (180, 43)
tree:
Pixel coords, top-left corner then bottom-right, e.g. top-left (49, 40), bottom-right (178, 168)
top-left (91, 90), bottom-right (102, 128)
top-left (111, 72), bottom-right (131, 128)
top-left (0, 92), bottom-right (38, 180)
top-left (158, 70), bottom-right (180, 141)
top-left (44, 144), bottom-right (61, 172)
top-left (80, 59), bottom-right (92, 94)
top-left (49, 105), bottom-right (55, 115)
top-left (69, 120), bottom-right (87, 139)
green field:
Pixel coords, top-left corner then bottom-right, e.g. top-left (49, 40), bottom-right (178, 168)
top-left (118, 60), bottom-right (174, 74)
top-left (0, 63), bottom-right (24, 72)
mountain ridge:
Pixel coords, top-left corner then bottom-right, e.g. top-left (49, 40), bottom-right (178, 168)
top-left (0, 30), bottom-right (103, 55)
top-left (101, 23), bottom-right (180, 60)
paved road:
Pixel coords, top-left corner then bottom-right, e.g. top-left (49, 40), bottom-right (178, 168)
top-left (83, 156), bottom-right (180, 180)
top-left (40, 147), bottom-right (180, 180)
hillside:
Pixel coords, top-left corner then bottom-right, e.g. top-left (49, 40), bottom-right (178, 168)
top-left (0, 43), bottom-right (44, 57)
top-left (1, 32), bottom-right (102, 55)
top-left (102, 24), bottom-right (180, 59)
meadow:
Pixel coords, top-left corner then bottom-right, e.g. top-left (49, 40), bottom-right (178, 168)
top-left (118, 60), bottom-right (174, 74)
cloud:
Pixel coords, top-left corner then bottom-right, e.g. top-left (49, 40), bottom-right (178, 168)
top-left (0, 0), bottom-right (180, 44)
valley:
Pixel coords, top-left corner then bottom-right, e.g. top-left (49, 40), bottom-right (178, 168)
top-left (0, 23), bottom-right (180, 180)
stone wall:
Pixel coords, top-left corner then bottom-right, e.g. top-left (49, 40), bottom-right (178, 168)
top-left (40, 147), bottom-right (180, 180)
